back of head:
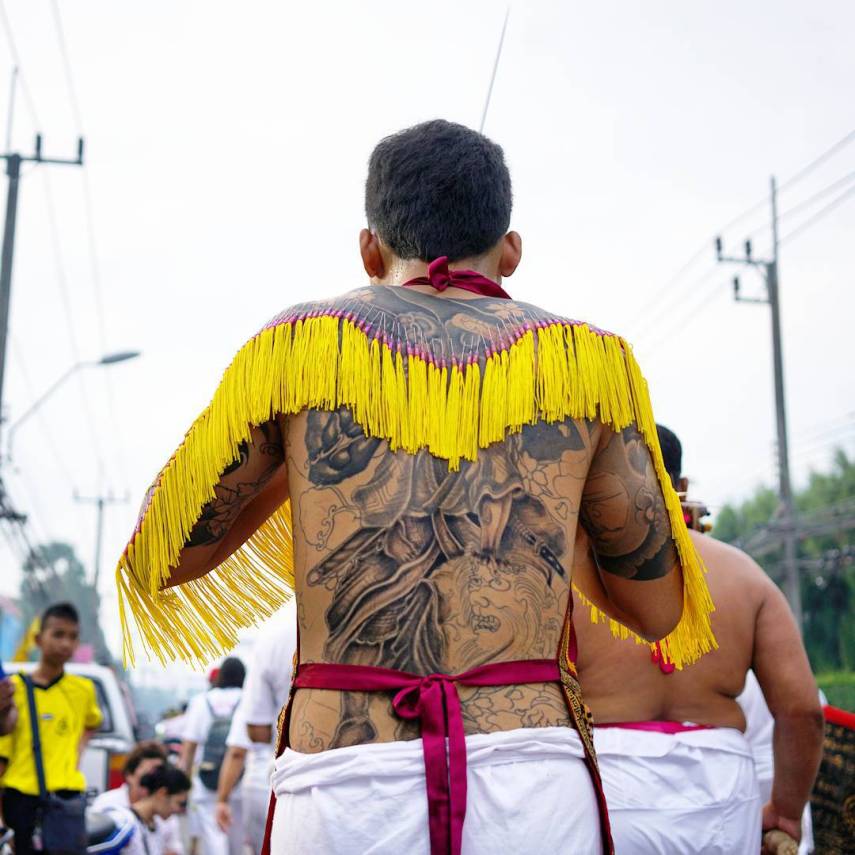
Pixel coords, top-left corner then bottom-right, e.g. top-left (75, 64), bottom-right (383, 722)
top-left (365, 119), bottom-right (512, 262)
top-left (40, 601), bottom-right (79, 630)
top-left (124, 741), bottom-right (167, 777)
top-left (139, 764), bottom-right (191, 796)
top-left (656, 424), bottom-right (682, 489)
top-left (217, 656), bottom-right (245, 689)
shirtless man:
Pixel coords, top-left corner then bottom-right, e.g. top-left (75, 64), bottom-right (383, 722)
top-left (576, 425), bottom-right (824, 855)
top-left (117, 120), bottom-right (715, 854)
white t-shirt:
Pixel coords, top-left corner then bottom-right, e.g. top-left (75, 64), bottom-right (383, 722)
top-left (736, 669), bottom-right (823, 854)
top-left (226, 701), bottom-right (274, 789)
top-left (92, 784), bottom-right (184, 855)
top-left (242, 601), bottom-right (298, 728)
top-left (181, 687), bottom-right (243, 745)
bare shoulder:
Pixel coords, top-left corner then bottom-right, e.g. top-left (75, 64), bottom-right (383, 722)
top-left (691, 530), bottom-right (777, 604)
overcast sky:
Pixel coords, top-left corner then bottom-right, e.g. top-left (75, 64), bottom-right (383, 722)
top-left (0, 0), bottom-right (853, 670)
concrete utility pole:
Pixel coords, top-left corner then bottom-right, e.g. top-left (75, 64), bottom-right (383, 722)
top-left (74, 491), bottom-right (128, 590)
top-left (0, 134), bottom-right (84, 456)
top-left (715, 176), bottom-right (802, 630)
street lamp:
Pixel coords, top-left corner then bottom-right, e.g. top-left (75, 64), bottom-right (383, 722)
top-left (5, 350), bottom-right (140, 462)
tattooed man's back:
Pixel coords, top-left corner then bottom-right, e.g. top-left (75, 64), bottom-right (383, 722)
top-left (284, 286), bottom-right (602, 752)
top-left (121, 120), bottom-right (714, 855)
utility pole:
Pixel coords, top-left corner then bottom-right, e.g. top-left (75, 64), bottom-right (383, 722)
top-left (0, 133), bottom-right (84, 455)
top-left (715, 175), bottom-right (802, 630)
top-left (74, 491), bottom-right (127, 590)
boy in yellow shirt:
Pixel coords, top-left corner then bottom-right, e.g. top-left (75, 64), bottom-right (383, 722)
top-left (0, 602), bottom-right (102, 854)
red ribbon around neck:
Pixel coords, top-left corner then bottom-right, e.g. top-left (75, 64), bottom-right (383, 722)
top-left (402, 256), bottom-right (512, 299)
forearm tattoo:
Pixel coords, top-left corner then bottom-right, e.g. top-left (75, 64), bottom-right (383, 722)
top-left (186, 422), bottom-right (284, 548)
top-left (579, 425), bottom-right (675, 580)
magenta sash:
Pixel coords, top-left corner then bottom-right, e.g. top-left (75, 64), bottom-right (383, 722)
top-left (293, 659), bottom-right (559, 855)
top-left (595, 720), bottom-right (713, 734)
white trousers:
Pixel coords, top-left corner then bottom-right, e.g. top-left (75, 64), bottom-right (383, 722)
top-left (189, 776), bottom-right (245, 855)
top-left (242, 754), bottom-right (274, 855)
top-left (595, 726), bottom-right (762, 855)
top-left (270, 726), bottom-right (602, 854)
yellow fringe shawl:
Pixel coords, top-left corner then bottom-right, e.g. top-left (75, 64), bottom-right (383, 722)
top-left (116, 315), bottom-right (716, 668)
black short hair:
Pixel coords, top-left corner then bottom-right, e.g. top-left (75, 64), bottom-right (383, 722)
top-left (139, 765), bottom-right (191, 796)
top-left (40, 602), bottom-right (79, 630)
top-left (656, 424), bottom-right (682, 488)
top-left (124, 741), bottom-right (167, 777)
top-left (365, 119), bottom-right (513, 262)
top-left (217, 657), bottom-right (245, 689)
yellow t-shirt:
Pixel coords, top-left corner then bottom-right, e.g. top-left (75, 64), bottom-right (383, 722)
top-left (0, 672), bottom-right (103, 795)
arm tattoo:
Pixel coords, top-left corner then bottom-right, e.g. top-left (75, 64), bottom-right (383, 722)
top-left (186, 421), bottom-right (284, 548)
top-left (580, 425), bottom-right (676, 580)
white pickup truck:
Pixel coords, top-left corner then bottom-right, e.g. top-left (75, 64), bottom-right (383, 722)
top-left (4, 662), bottom-right (138, 797)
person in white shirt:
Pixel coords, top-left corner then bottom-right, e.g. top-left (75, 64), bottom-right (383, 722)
top-left (101, 765), bottom-right (191, 855)
top-left (215, 604), bottom-right (298, 853)
top-left (92, 741), bottom-right (184, 855)
top-left (179, 657), bottom-right (245, 855)
top-left (738, 670), bottom-right (827, 854)
top-left (241, 603), bottom-right (297, 745)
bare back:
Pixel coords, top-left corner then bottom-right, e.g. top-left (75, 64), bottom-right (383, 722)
top-left (576, 530), bottom-right (772, 729)
top-left (170, 285), bottom-right (682, 754)
top-left (283, 406), bottom-right (597, 750)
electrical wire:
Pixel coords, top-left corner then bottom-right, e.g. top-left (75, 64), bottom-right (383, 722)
top-left (792, 412), bottom-right (855, 442)
top-left (41, 169), bottom-right (107, 484)
top-left (50, 0), bottom-right (130, 491)
top-left (10, 334), bottom-right (77, 487)
top-left (627, 128), bottom-right (855, 335)
top-left (632, 271), bottom-right (726, 360)
top-left (627, 266), bottom-right (720, 346)
top-left (48, 0), bottom-right (84, 132)
top-left (777, 127), bottom-right (855, 193)
top-left (778, 169), bottom-right (855, 222)
top-left (0, 0), bottom-right (41, 131)
top-left (780, 181), bottom-right (855, 246)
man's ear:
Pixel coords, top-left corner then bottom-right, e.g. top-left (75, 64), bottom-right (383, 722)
top-left (498, 231), bottom-right (522, 278)
top-left (359, 229), bottom-right (386, 280)
top-left (678, 476), bottom-right (689, 496)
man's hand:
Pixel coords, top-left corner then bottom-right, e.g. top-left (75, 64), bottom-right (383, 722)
top-left (0, 679), bottom-right (16, 736)
top-left (761, 801), bottom-right (801, 851)
top-left (215, 800), bottom-right (232, 832)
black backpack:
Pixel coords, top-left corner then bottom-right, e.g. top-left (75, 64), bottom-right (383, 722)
top-left (197, 695), bottom-right (240, 791)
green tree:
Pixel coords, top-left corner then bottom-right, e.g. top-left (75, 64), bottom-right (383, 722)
top-left (713, 449), bottom-right (855, 672)
top-left (20, 541), bottom-right (113, 665)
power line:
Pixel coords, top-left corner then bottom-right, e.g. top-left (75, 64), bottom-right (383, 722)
top-left (629, 266), bottom-right (720, 347)
top-left (48, 1), bottom-right (129, 491)
top-left (48, 0), bottom-right (83, 132)
top-left (9, 334), bottom-right (77, 487)
top-left (778, 169), bottom-right (855, 222)
top-left (627, 128), bottom-right (855, 336)
top-left (80, 173), bottom-right (130, 490)
top-left (0, 0), bottom-right (41, 131)
top-left (792, 412), bottom-right (855, 442)
top-left (780, 181), bottom-right (855, 246)
top-left (777, 127), bottom-right (855, 193)
top-left (633, 273), bottom-right (726, 361)
top-left (41, 169), bottom-right (107, 484)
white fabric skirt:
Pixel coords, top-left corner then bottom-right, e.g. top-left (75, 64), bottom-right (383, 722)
top-left (269, 726), bottom-right (602, 854)
top-left (595, 726), bottom-right (762, 855)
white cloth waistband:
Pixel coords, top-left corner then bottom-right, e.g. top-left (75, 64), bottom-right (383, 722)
top-left (594, 725), bottom-right (753, 759)
top-left (272, 725), bottom-right (586, 796)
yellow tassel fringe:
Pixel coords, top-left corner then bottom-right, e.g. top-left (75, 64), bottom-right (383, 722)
top-left (117, 317), bottom-right (716, 668)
